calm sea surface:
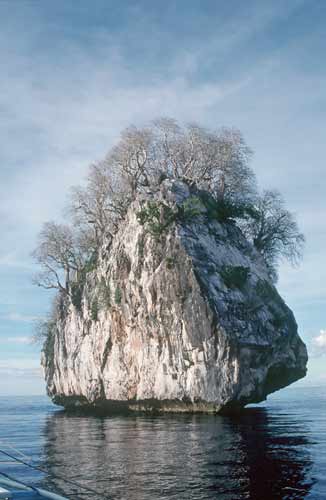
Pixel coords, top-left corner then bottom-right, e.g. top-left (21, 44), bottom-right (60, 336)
top-left (0, 386), bottom-right (324, 500)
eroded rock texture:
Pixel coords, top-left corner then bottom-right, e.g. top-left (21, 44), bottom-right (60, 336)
top-left (42, 180), bottom-right (307, 412)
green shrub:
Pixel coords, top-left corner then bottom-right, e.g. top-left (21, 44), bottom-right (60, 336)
top-left (178, 196), bottom-right (203, 221)
top-left (207, 263), bottom-right (216, 275)
top-left (114, 286), bottom-right (122, 305)
top-left (99, 277), bottom-right (111, 308)
top-left (166, 256), bottom-right (176, 269)
top-left (70, 282), bottom-right (83, 310)
top-left (138, 237), bottom-right (145, 259)
top-left (137, 201), bottom-right (160, 225)
top-left (83, 252), bottom-right (98, 273)
top-left (70, 253), bottom-right (99, 311)
top-left (91, 298), bottom-right (99, 321)
top-left (271, 313), bottom-right (286, 329)
top-left (33, 317), bottom-right (56, 358)
top-left (137, 201), bottom-right (175, 239)
top-left (199, 192), bottom-right (255, 223)
top-left (221, 265), bottom-right (250, 289)
top-left (255, 279), bottom-right (279, 303)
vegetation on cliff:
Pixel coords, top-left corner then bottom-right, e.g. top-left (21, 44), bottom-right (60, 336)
top-left (32, 118), bottom-right (304, 346)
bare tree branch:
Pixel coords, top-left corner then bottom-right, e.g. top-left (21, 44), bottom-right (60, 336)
top-left (240, 190), bottom-right (305, 281)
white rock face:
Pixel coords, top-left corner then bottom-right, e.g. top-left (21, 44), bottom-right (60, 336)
top-left (42, 180), bottom-right (308, 413)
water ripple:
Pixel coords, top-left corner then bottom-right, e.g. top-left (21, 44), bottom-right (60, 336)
top-left (0, 387), bottom-right (324, 499)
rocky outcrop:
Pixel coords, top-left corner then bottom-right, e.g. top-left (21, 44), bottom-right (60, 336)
top-left (42, 180), bottom-right (307, 413)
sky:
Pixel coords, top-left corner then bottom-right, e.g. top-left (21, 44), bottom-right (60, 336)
top-left (0, 0), bottom-right (325, 395)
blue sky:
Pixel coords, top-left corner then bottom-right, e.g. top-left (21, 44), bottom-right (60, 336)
top-left (0, 0), bottom-right (325, 395)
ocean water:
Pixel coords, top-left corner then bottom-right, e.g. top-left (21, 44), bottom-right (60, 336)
top-left (0, 386), bottom-right (324, 500)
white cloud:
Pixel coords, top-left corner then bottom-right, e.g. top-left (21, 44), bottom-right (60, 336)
top-left (314, 330), bottom-right (326, 349)
top-left (4, 336), bottom-right (31, 345)
top-left (0, 312), bottom-right (40, 323)
top-left (311, 330), bottom-right (326, 357)
top-left (0, 358), bottom-right (42, 378)
top-left (0, 358), bottom-right (45, 395)
top-left (0, 252), bottom-right (34, 270)
top-left (6, 313), bottom-right (39, 323)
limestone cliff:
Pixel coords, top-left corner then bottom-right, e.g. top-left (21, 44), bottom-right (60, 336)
top-left (42, 180), bottom-right (307, 413)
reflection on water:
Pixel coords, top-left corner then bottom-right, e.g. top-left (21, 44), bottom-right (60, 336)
top-left (39, 405), bottom-right (315, 500)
